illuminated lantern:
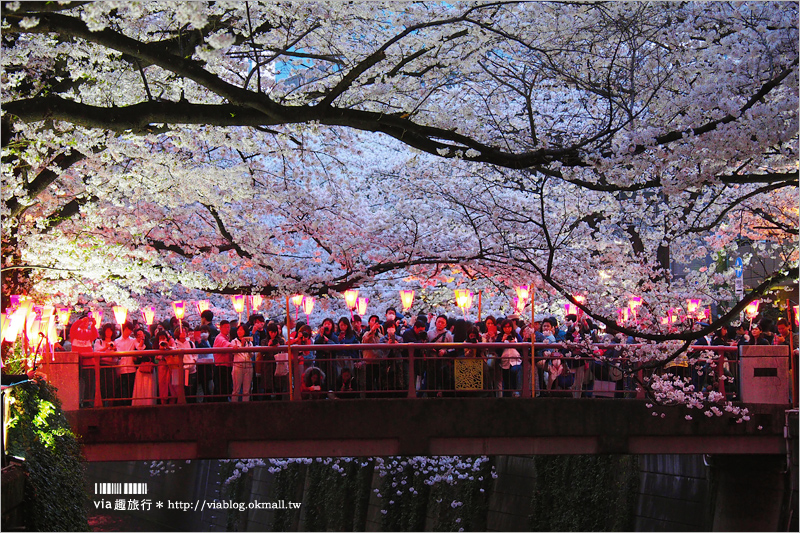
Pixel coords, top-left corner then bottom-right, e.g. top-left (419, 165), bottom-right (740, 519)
top-left (515, 285), bottom-right (530, 301)
top-left (399, 290), bottom-right (415, 312)
top-left (35, 307), bottom-right (57, 346)
top-left (628, 296), bottom-right (642, 310)
top-left (56, 307), bottom-right (72, 327)
top-left (794, 306), bottom-right (799, 327)
top-left (618, 308), bottom-right (631, 324)
top-left (141, 306), bottom-right (156, 326)
top-left (112, 305), bottom-right (128, 325)
top-left (455, 290), bottom-right (473, 313)
top-left (172, 301), bottom-right (186, 320)
top-left (302, 296), bottom-right (315, 316)
top-left (344, 289), bottom-right (359, 310)
top-left (291, 295), bottom-right (304, 307)
top-left (196, 300), bottom-right (211, 316)
top-left (745, 300), bottom-right (760, 320)
top-left (2, 309), bottom-right (22, 343)
top-left (355, 297), bottom-right (369, 316)
top-left (1, 312), bottom-right (10, 342)
top-left (231, 295), bottom-right (245, 314)
top-left (25, 306), bottom-right (39, 340)
top-left (90, 307), bottom-right (103, 329)
top-left (251, 295), bottom-right (264, 311)
top-left (454, 289), bottom-right (465, 307)
top-left (687, 299), bottom-right (701, 316)
top-left (566, 295), bottom-right (586, 316)
top-left (513, 296), bottom-right (525, 314)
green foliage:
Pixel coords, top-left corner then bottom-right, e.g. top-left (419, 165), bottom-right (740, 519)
top-left (304, 459), bottom-right (372, 531)
top-left (529, 455), bottom-right (639, 532)
top-left (5, 379), bottom-right (89, 531)
top-left (219, 460), bottom-right (248, 531)
top-left (270, 462), bottom-right (302, 531)
top-left (379, 460), bottom-right (430, 532)
top-left (2, 340), bottom-right (30, 376)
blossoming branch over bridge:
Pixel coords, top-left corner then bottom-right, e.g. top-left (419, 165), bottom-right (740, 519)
top-left (46, 343), bottom-right (796, 462)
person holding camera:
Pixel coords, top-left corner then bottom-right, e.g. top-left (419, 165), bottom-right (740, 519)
top-left (212, 320), bottom-right (234, 402)
top-left (155, 330), bottom-right (180, 404)
top-left (288, 324), bottom-right (316, 394)
top-left (425, 315), bottom-right (454, 397)
top-left (231, 324), bottom-right (254, 402)
top-left (360, 316), bottom-right (383, 396)
top-left (175, 325), bottom-right (197, 403)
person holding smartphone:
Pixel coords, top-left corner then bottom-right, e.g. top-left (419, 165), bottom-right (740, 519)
top-left (379, 319), bottom-right (406, 396)
top-left (361, 316), bottom-right (383, 396)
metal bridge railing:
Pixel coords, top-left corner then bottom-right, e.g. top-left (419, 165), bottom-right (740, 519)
top-left (32, 342), bottom-right (787, 409)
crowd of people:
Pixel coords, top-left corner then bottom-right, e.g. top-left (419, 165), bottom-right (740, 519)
top-left (65, 306), bottom-right (797, 407)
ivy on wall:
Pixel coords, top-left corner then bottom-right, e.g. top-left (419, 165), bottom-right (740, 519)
top-left (529, 455), bottom-right (639, 532)
top-left (6, 379), bottom-right (90, 531)
top-left (304, 459), bottom-right (373, 531)
top-left (271, 462), bottom-right (302, 531)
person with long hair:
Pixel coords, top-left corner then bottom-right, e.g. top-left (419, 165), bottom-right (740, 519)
top-left (264, 322), bottom-right (286, 400)
top-left (131, 328), bottom-right (158, 406)
top-left (94, 323), bottom-right (119, 406)
top-left (499, 318), bottom-right (523, 397)
top-left (335, 316), bottom-right (359, 378)
top-left (231, 324), bottom-right (254, 402)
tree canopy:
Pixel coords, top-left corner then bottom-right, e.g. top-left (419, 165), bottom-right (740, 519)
top-left (1, 1), bottom-right (797, 340)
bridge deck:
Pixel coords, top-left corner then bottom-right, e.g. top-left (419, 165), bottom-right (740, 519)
top-left (65, 399), bottom-right (791, 461)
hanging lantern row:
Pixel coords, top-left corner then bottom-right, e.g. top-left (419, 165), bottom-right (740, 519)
top-left (1, 301), bottom-right (59, 344)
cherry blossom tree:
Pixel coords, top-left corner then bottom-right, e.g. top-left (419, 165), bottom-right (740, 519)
top-left (2, 0), bottom-right (797, 398)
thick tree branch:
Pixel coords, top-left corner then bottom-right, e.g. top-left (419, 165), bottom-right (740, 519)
top-left (5, 149), bottom-right (88, 219)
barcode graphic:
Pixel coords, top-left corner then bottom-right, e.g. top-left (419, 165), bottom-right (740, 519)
top-left (94, 483), bottom-right (148, 495)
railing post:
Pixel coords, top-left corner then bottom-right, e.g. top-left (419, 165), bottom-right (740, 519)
top-left (407, 347), bottom-right (416, 399)
top-left (93, 355), bottom-right (102, 408)
top-left (521, 345), bottom-right (532, 398)
top-left (289, 344), bottom-right (301, 401)
top-left (716, 349), bottom-right (726, 399)
top-left (793, 345), bottom-right (799, 409)
top-left (177, 357), bottom-right (187, 404)
top-left (636, 367), bottom-right (645, 399)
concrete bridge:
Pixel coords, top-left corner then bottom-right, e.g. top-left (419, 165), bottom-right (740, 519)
top-left (65, 398), bottom-right (793, 462)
